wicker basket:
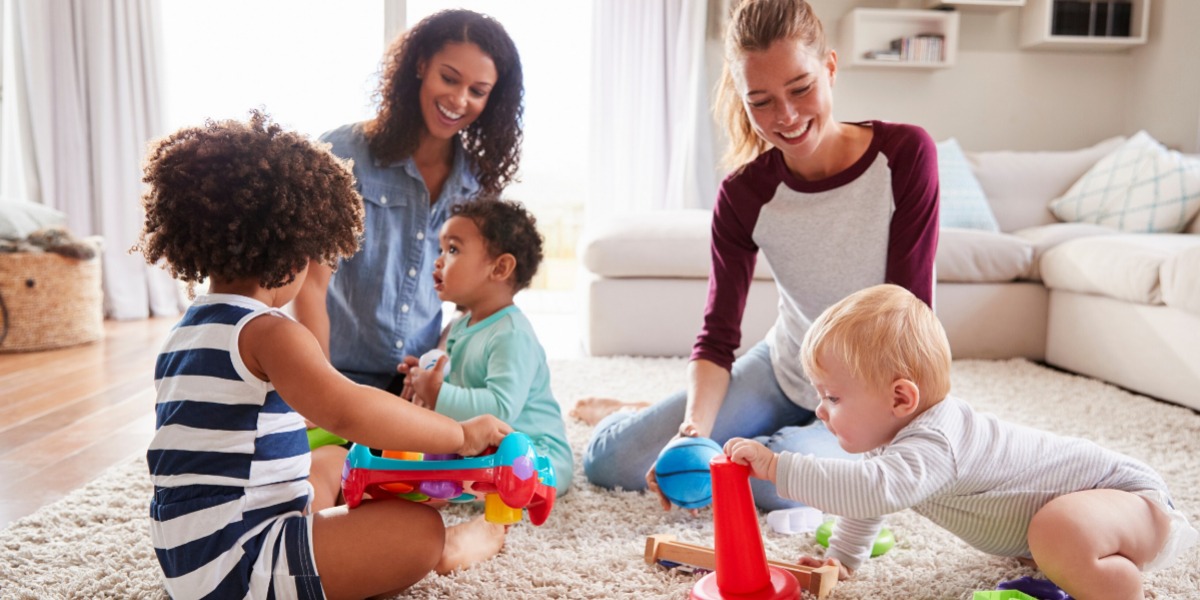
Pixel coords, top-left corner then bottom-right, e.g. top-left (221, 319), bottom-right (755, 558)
top-left (0, 250), bottom-right (103, 352)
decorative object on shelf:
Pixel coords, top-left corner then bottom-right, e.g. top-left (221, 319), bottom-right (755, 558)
top-left (1050, 0), bottom-right (1133, 37)
top-left (1020, 0), bottom-right (1148, 50)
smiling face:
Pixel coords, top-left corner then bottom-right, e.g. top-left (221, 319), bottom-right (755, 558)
top-left (417, 41), bottom-right (498, 141)
top-left (735, 38), bottom-right (836, 172)
top-left (433, 215), bottom-right (498, 309)
top-left (810, 350), bottom-right (907, 454)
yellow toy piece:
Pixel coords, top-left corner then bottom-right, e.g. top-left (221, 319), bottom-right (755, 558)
top-left (485, 493), bottom-right (523, 524)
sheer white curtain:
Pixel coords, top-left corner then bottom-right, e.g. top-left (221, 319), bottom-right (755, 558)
top-left (588, 0), bottom-right (721, 218)
top-left (0, 0), bottom-right (183, 319)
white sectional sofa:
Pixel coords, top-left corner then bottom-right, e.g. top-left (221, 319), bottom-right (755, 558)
top-left (579, 137), bottom-right (1200, 411)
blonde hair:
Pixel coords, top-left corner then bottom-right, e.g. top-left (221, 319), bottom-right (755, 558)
top-left (715, 0), bottom-right (829, 171)
top-left (801, 284), bottom-right (952, 404)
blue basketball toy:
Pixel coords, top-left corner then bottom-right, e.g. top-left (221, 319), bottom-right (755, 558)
top-left (654, 437), bottom-right (723, 509)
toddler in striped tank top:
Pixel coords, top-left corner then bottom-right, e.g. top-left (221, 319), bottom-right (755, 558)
top-left (136, 110), bottom-right (514, 600)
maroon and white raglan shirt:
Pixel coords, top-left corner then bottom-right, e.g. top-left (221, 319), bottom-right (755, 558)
top-left (691, 121), bottom-right (940, 408)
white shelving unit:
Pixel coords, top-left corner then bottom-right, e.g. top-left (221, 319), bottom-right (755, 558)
top-left (838, 8), bottom-right (960, 69)
top-left (924, 0), bottom-right (1025, 9)
top-left (1020, 0), bottom-right (1149, 50)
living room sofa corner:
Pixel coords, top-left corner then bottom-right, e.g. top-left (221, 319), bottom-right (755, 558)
top-left (579, 137), bottom-right (1200, 412)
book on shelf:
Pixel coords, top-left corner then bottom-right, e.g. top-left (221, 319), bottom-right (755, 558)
top-left (866, 33), bottom-right (945, 63)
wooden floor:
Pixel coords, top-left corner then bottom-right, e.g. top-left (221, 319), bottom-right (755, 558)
top-left (0, 316), bottom-right (176, 528)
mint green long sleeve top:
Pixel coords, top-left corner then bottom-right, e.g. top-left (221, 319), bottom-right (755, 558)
top-left (434, 305), bottom-right (573, 495)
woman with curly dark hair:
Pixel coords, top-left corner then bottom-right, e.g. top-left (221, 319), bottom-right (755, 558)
top-left (295, 9), bottom-right (524, 400)
top-left (136, 111), bottom-right (513, 599)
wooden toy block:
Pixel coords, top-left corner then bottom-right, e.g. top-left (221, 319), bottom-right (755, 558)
top-left (644, 534), bottom-right (838, 599)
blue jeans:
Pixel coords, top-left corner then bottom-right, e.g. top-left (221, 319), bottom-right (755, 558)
top-left (582, 341), bottom-right (855, 512)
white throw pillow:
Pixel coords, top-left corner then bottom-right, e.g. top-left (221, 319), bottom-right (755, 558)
top-left (1048, 131), bottom-right (1200, 233)
top-left (0, 199), bottom-right (67, 239)
top-left (936, 139), bottom-right (999, 231)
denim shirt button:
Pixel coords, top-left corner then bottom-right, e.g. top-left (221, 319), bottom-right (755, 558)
top-left (380, 195), bottom-right (388, 205)
top-left (408, 268), bottom-right (417, 277)
top-left (416, 231), bottom-right (425, 240)
top-left (394, 339), bottom-right (405, 349)
top-left (401, 304), bottom-right (410, 313)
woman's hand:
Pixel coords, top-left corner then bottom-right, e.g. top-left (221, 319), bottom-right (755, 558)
top-left (723, 437), bottom-right (778, 482)
top-left (408, 354), bottom-right (447, 410)
top-left (797, 556), bottom-right (851, 581)
top-left (644, 432), bottom-right (703, 516)
top-left (458, 414), bottom-right (512, 456)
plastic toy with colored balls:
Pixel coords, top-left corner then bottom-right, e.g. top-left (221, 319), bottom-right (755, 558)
top-left (654, 436), bottom-right (723, 509)
top-left (341, 432), bottom-right (557, 525)
top-left (814, 518), bottom-right (895, 557)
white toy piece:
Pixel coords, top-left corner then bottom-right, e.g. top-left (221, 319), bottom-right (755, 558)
top-left (766, 506), bottom-right (824, 535)
top-left (419, 348), bottom-right (451, 376)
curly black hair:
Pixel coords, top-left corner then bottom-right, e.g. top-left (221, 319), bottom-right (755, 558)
top-left (365, 9), bottom-right (523, 198)
top-left (134, 110), bottom-right (364, 296)
top-left (450, 198), bottom-right (543, 292)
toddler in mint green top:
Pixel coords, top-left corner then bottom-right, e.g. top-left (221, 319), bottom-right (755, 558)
top-left (406, 198), bottom-right (573, 495)
top-left (437, 304), bottom-right (572, 494)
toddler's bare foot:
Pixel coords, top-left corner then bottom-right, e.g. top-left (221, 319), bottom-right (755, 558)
top-left (570, 397), bottom-right (650, 426)
top-left (435, 515), bottom-right (506, 575)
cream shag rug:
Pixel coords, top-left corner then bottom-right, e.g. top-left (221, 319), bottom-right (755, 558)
top-left (2, 358), bottom-right (1198, 599)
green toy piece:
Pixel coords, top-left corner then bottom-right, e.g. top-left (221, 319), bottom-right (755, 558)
top-left (814, 519), bottom-right (895, 557)
top-left (971, 592), bottom-right (1038, 600)
top-left (307, 427), bottom-right (348, 450)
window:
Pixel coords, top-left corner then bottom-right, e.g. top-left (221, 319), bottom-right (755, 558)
top-left (160, 1), bottom-right (590, 291)
top-left (160, 0), bottom-right (384, 138)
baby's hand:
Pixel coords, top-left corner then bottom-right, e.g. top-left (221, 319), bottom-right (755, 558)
top-left (396, 356), bottom-right (420, 401)
top-left (723, 437), bottom-right (778, 482)
top-left (797, 556), bottom-right (851, 581)
top-left (408, 355), bottom-right (448, 410)
top-left (458, 415), bottom-right (513, 456)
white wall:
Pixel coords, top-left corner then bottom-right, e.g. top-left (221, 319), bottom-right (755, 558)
top-left (1126, 0), bottom-right (1200, 153)
top-left (812, 0), bottom-right (1199, 152)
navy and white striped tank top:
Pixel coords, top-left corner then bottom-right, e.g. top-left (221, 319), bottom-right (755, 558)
top-left (148, 294), bottom-right (313, 598)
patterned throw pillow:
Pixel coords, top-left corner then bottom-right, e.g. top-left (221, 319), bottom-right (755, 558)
top-left (936, 138), bottom-right (1000, 231)
top-left (1048, 131), bottom-right (1200, 233)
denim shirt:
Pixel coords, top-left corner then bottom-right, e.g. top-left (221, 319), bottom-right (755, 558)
top-left (319, 122), bottom-right (480, 388)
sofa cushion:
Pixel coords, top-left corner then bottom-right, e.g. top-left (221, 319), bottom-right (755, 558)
top-left (966, 136), bottom-right (1124, 232)
top-left (579, 208), bottom-right (773, 280)
top-left (1161, 245), bottom-right (1200, 317)
top-left (1048, 131), bottom-right (1200, 233)
top-left (936, 139), bottom-right (999, 231)
top-left (1040, 234), bottom-right (1200, 306)
top-left (1012, 222), bottom-right (1117, 281)
top-left (935, 228), bottom-right (1032, 283)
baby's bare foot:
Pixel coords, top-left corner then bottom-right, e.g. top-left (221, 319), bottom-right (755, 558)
top-left (570, 397), bottom-right (650, 426)
top-left (435, 515), bottom-right (507, 575)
